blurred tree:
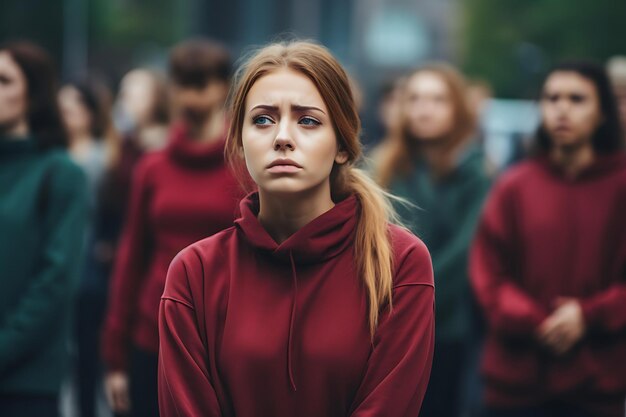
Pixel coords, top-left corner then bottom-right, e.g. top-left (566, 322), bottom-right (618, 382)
top-left (461, 0), bottom-right (626, 98)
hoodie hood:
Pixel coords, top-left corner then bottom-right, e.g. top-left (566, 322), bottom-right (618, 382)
top-left (166, 123), bottom-right (227, 168)
top-left (234, 192), bottom-right (359, 391)
top-left (536, 152), bottom-right (626, 182)
top-left (234, 192), bottom-right (358, 265)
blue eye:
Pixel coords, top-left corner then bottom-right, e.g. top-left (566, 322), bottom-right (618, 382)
top-left (300, 116), bottom-right (321, 126)
top-left (253, 115), bottom-right (274, 125)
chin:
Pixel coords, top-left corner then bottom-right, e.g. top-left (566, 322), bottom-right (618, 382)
top-left (551, 137), bottom-right (587, 151)
top-left (258, 177), bottom-right (327, 198)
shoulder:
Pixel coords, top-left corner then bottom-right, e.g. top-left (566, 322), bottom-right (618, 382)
top-left (44, 149), bottom-right (84, 178)
top-left (180, 226), bottom-right (238, 263)
top-left (135, 149), bottom-right (168, 173)
top-left (388, 224), bottom-right (434, 288)
top-left (42, 150), bottom-right (87, 196)
top-left (164, 226), bottom-right (238, 299)
top-left (130, 150), bottom-right (168, 186)
top-left (495, 159), bottom-right (543, 190)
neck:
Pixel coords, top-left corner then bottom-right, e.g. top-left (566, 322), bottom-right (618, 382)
top-left (257, 183), bottom-right (335, 244)
top-left (188, 109), bottom-right (225, 144)
top-left (69, 132), bottom-right (91, 146)
top-left (550, 142), bottom-right (595, 179)
top-left (418, 137), bottom-right (461, 178)
top-left (1, 119), bottom-right (29, 139)
top-left (138, 123), bottom-right (168, 151)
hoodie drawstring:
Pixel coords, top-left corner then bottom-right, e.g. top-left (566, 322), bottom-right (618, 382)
top-left (287, 251), bottom-right (298, 392)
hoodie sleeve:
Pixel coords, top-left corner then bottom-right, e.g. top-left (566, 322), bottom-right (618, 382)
top-left (0, 157), bottom-right (88, 373)
top-left (580, 284), bottom-right (626, 332)
top-left (348, 238), bottom-right (435, 417)
top-left (158, 253), bottom-right (223, 417)
top-left (469, 179), bottom-right (548, 337)
top-left (101, 157), bottom-right (154, 371)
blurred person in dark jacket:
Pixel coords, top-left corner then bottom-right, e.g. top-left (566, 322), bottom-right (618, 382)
top-left (101, 38), bottom-right (242, 417)
top-left (58, 77), bottom-right (120, 417)
top-left (0, 41), bottom-right (88, 417)
top-left (471, 61), bottom-right (626, 417)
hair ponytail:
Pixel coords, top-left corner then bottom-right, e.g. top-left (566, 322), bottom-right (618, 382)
top-left (339, 167), bottom-right (401, 335)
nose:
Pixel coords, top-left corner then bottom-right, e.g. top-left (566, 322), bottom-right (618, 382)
top-left (273, 121), bottom-right (295, 151)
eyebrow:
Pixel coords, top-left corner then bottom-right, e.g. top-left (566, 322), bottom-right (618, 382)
top-left (249, 104), bottom-right (326, 115)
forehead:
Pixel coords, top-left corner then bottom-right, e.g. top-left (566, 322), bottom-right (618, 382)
top-left (245, 68), bottom-right (327, 110)
top-left (407, 71), bottom-right (448, 94)
top-left (59, 85), bottom-right (81, 100)
top-left (544, 71), bottom-right (597, 94)
top-left (0, 51), bottom-right (22, 76)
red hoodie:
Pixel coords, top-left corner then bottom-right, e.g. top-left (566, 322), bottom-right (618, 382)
top-left (158, 193), bottom-right (435, 417)
top-left (101, 124), bottom-right (242, 370)
top-left (470, 154), bottom-right (626, 416)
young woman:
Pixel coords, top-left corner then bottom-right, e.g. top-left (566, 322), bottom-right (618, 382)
top-left (0, 41), bottom-right (88, 417)
top-left (376, 63), bottom-right (491, 417)
top-left (158, 41), bottom-right (435, 417)
top-left (101, 39), bottom-right (242, 417)
top-left (58, 78), bottom-right (119, 417)
top-left (471, 62), bottom-right (626, 417)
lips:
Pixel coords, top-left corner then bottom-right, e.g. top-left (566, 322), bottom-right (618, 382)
top-left (266, 158), bottom-right (303, 174)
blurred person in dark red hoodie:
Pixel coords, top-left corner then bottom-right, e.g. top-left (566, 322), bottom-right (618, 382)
top-left (157, 40), bottom-right (435, 417)
top-left (95, 69), bottom-right (171, 320)
top-left (101, 38), bottom-right (242, 417)
top-left (470, 61), bottom-right (626, 417)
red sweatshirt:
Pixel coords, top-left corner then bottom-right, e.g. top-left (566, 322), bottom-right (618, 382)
top-left (101, 124), bottom-right (242, 370)
top-left (470, 154), bottom-right (626, 415)
top-left (158, 193), bottom-right (435, 417)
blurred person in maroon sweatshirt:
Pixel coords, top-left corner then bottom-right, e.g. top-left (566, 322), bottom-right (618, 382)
top-left (58, 78), bottom-right (119, 417)
top-left (157, 40), bottom-right (435, 417)
top-left (101, 39), bottom-right (242, 417)
top-left (471, 61), bottom-right (626, 417)
top-left (95, 69), bottom-right (170, 327)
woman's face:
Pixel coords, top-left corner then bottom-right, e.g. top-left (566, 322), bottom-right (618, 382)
top-left (119, 70), bottom-right (158, 127)
top-left (0, 51), bottom-right (28, 133)
top-left (403, 71), bottom-right (455, 142)
top-left (241, 68), bottom-right (347, 196)
top-left (58, 85), bottom-right (92, 137)
top-left (541, 71), bottom-right (603, 150)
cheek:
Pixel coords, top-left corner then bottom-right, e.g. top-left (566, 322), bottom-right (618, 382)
top-left (0, 85), bottom-right (27, 120)
top-left (3, 85), bottom-right (26, 106)
top-left (576, 105), bottom-right (602, 133)
top-left (541, 104), bottom-right (557, 126)
top-left (438, 107), bottom-right (455, 129)
top-left (241, 127), bottom-right (267, 178)
top-left (303, 131), bottom-right (339, 172)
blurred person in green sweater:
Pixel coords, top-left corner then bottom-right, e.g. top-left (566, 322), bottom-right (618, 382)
top-left (375, 63), bottom-right (491, 417)
top-left (0, 41), bottom-right (88, 417)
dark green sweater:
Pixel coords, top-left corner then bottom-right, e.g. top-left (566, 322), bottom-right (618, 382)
top-left (0, 137), bottom-right (88, 394)
top-left (390, 145), bottom-right (490, 342)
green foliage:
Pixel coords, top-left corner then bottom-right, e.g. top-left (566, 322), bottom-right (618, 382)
top-left (90, 0), bottom-right (184, 46)
top-left (462, 0), bottom-right (626, 97)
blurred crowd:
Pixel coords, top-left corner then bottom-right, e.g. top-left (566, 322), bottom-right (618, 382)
top-left (1, 37), bottom-right (626, 417)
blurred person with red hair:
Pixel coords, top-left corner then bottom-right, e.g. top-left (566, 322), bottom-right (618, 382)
top-left (101, 39), bottom-right (241, 417)
top-left (376, 63), bottom-right (491, 417)
top-left (471, 61), bottom-right (626, 417)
